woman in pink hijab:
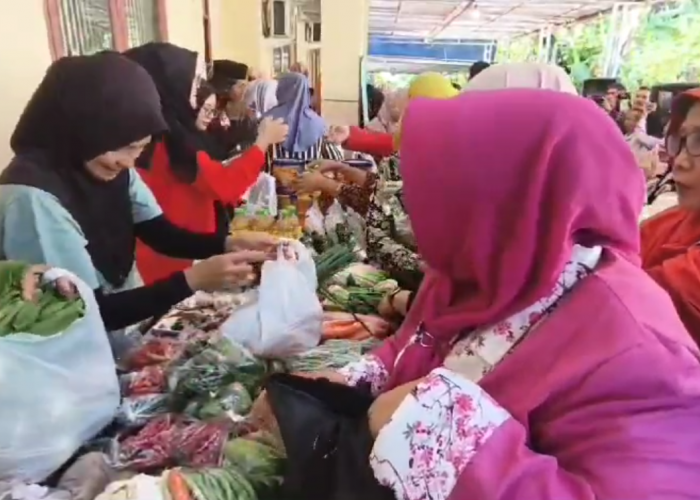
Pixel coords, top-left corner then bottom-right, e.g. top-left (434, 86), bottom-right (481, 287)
top-left (327, 89), bottom-right (700, 499)
top-left (465, 61), bottom-right (578, 94)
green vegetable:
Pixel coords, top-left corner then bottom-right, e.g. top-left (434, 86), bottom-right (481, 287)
top-left (0, 261), bottom-right (85, 337)
top-left (287, 338), bottom-right (381, 372)
top-left (182, 465), bottom-right (269, 500)
top-left (314, 244), bottom-right (357, 286)
top-left (186, 382), bottom-right (254, 420)
top-left (224, 436), bottom-right (284, 479)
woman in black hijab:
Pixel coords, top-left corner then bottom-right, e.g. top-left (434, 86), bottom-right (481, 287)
top-left (123, 43), bottom-right (287, 284)
top-left (0, 51), bottom-right (270, 355)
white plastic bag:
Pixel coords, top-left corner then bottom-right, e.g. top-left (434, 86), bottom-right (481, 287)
top-left (221, 241), bottom-right (323, 357)
top-left (243, 173), bottom-right (278, 216)
top-left (0, 269), bottom-right (120, 482)
top-left (304, 201), bottom-right (326, 235)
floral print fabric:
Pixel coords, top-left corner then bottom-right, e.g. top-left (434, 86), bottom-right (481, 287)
top-left (444, 245), bottom-right (602, 381)
top-left (370, 368), bottom-right (509, 500)
top-left (337, 354), bottom-right (389, 395)
top-left (369, 245), bottom-right (602, 500)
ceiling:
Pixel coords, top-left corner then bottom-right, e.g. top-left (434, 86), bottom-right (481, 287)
top-left (296, 0), bottom-right (648, 41)
top-left (369, 0), bottom-right (630, 40)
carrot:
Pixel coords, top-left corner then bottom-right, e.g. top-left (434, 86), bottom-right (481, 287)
top-left (168, 470), bottom-right (193, 500)
top-left (322, 320), bottom-right (364, 340)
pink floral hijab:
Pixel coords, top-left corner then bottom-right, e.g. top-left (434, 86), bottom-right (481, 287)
top-left (386, 89), bottom-right (645, 385)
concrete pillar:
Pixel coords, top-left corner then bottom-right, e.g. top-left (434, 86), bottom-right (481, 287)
top-left (320, 0), bottom-right (369, 125)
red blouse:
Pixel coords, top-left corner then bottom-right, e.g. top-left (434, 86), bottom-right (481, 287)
top-left (136, 142), bottom-right (265, 284)
top-left (344, 126), bottom-right (395, 158)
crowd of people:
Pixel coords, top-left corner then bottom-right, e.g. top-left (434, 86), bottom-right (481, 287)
top-left (3, 42), bottom-right (700, 498)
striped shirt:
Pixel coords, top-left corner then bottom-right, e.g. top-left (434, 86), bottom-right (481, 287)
top-left (264, 137), bottom-right (344, 173)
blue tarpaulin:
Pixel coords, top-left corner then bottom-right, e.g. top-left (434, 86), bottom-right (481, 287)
top-left (368, 36), bottom-right (495, 62)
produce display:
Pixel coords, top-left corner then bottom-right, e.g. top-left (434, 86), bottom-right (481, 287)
top-left (4, 221), bottom-right (400, 500)
top-left (0, 261), bottom-right (85, 336)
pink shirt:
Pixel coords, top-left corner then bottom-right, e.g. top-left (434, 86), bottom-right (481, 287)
top-left (341, 252), bottom-right (700, 499)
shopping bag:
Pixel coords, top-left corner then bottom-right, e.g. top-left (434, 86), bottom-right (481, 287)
top-left (265, 373), bottom-right (394, 500)
top-left (221, 241), bottom-right (323, 357)
top-left (243, 172), bottom-right (278, 216)
top-left (0, 269), bottom-right (120, 482)
top-left (304, 201), bottom-right (326, 235)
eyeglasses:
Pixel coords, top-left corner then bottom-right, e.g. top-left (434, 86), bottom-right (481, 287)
top-left (666, 130), bottom-right (700, 158)
top-left (200, 106), bottom-right (216, 119)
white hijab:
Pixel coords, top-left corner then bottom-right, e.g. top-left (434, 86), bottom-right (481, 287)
top-left (465, 62), bottom-right (578, 94)
top-left (245, 79), bottom-right (278, 116)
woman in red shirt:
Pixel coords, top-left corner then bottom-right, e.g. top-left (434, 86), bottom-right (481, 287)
top-left (124, 43), bottom-right (288, 284)
top-left (641, 88), bottom-right (700, 342)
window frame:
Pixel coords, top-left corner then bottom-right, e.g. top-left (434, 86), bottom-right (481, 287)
top-left (44, 0), bottom-right (168, 59)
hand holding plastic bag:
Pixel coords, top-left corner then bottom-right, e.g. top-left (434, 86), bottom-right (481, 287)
top-left (0, 269), bottom-right (119, 482)
top-left (221, 241), bottom-right (323, 358)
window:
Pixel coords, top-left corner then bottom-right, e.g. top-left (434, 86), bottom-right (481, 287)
top-left (272, 0), bottom-right (286, 36)
top-left (58, 0), bottom-right (114, 56)
top-left (45, 0), bottom-right (167, 59)
top-left (124, 0), bottom-right (161, 48)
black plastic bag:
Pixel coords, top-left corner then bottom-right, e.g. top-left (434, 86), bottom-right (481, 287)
top-left (265, 373), bottom-right (395, 500)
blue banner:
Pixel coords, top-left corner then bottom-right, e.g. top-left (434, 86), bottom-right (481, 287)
top-left (368, 36), bottom-right (495, 62)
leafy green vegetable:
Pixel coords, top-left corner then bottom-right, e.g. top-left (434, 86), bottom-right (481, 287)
top-left (0, 261), bottom-right (85, 337)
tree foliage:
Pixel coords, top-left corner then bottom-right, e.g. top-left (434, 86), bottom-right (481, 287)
top-left (371, 0), bottom-right (700, 91)
top-left (497, 0), bottom-right (700, 90)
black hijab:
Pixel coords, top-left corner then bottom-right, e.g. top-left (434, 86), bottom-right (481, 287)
top-left (124, 42), bottom-right (206, 183)
top-left (2, 52), bottom-right (166, 287)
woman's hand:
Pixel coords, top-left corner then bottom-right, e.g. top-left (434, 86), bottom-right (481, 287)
top-left (368, 379), bottom-right (423, 437)
top-left (184, 251), bottom-right (268, 291)
top-left (292, 171), bottom-right (340, 196)
top-left (327, 125), bottom-right (350, 145)
top-left (378, 289), bottom-right (412, 319)
top-left (226, 231), bottom-right (279, 253)
top-left (318, 162), bottom-right (368, 186)
top-left (255, 117), bottom-right (289, 150)
top-left (22, 265), bottom-right (76, 301)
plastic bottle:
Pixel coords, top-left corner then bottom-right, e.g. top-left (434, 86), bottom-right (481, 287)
top-left (230, 206), bottom-right (251, 232)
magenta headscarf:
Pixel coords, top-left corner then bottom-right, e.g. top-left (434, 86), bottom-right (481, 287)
top-left (377, 89), bottom-right (645, 389)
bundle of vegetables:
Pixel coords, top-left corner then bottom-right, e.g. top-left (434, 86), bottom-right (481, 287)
top-left (116, 394), bottom-right (170, 428)
top-left (285, 338), bottom-right (382, 372)
top-left (0, 261), bottom-right (85, 336)
top-left (117, 414), bottom-right (231, 471)
top-left (321, 311), bottom-right (392, 341)
top-left (313, 243), bottom-right (358, 287)
top-left (321, 263), bottom-right (399, 315)
top-left (166, 432), bottom-right (285, 500)
top-left (126, 337), bottom-right (186, 371)
top-left (182, 381), bottom-right (253, 420)
top-left (168, 342), bottom-right (268, 412)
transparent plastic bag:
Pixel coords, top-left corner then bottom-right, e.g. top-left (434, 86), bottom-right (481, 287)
top-left (0, 269), bottom-right (120, 482)
top-left (304, 201), bottom-right (326, 235)
top-left (244, 173), bottom-right (278, 217)
top-left (115, 395), bottom-right (170, 428)
top-left (221, 241), bottom-right (323, 358)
